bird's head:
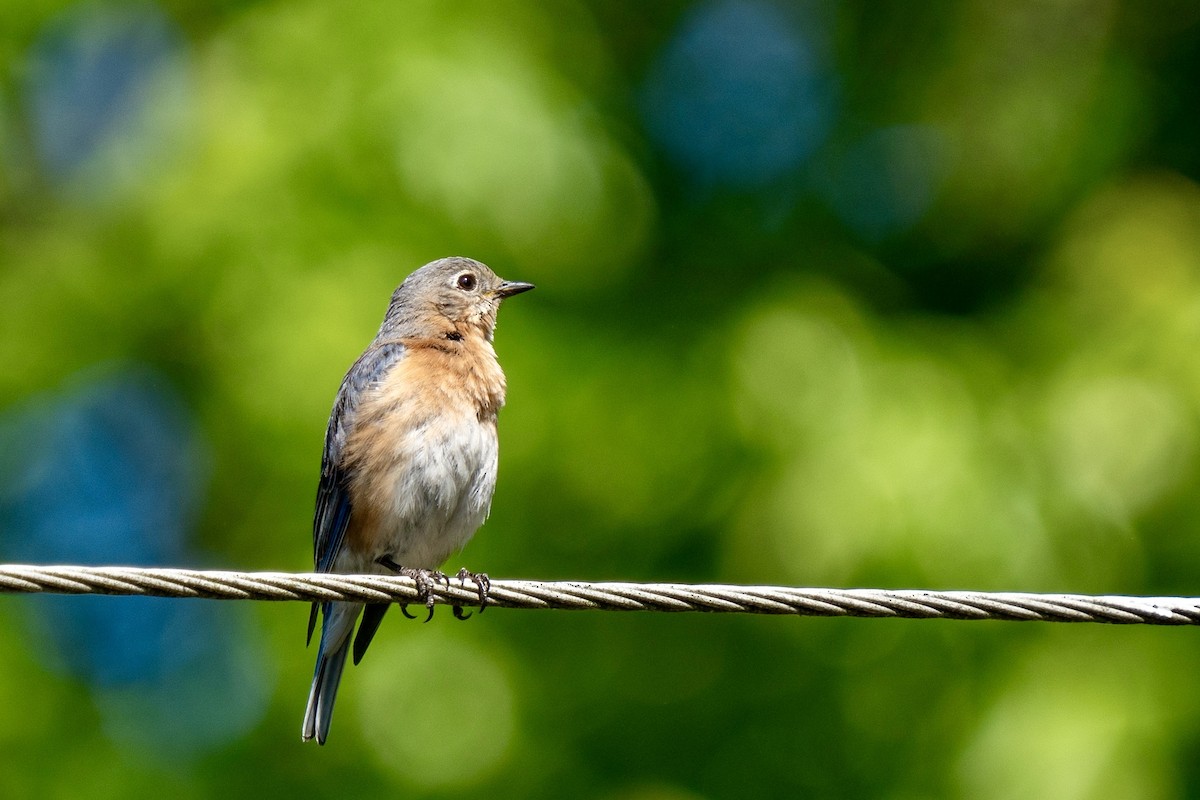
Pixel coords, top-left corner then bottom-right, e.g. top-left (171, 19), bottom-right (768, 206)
top-left (384, 256), bottom-right (534, 341)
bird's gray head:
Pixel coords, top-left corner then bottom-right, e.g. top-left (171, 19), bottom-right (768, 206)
top-left (381, 256), bottom-right (534, 341)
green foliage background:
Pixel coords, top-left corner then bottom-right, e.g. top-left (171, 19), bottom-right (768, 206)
top-left (2, 1), bottom-right (1200, 797)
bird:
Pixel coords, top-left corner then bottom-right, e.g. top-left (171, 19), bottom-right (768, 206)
top-left (302, 256), bottom-right (533, 744)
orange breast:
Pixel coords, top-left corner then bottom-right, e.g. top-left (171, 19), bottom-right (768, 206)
top-left (340, 334), bottom-right (507, 557)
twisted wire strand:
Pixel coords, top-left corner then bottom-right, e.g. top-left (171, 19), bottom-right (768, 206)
top-left (0, 564), bottom-right (1196, 625)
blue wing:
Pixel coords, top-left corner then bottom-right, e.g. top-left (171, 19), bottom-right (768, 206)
top-left (307, 340), bottom-right (406, 643)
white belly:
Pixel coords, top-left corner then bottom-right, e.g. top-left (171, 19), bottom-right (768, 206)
top-left (372, 414), bottom-right (498, 569)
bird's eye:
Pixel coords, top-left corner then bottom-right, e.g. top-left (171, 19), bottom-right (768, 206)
top-left (456, 273), bottom-right (477, 291)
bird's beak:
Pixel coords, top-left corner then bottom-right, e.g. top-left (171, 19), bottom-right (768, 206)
top-left (495, 281), bottom-right (535, 298)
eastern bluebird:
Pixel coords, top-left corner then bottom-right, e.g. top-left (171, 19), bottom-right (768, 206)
top-left (301, 256), bottom-right (533, 744)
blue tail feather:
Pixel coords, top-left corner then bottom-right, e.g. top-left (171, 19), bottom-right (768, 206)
top-left (302, 602), bottom-right (358, 744)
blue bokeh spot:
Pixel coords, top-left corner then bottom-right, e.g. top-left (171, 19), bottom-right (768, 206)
top-left (0, 367), bottom-right (269, 755)
top-left (641, 0), bottom-right (838, 188)
top-left (25, 4), bottom-right (182, 181)
top-left (819, 125), bottom-right (954, 242)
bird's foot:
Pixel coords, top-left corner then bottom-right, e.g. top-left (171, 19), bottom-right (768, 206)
top-left (376, 556), bottom-right (447, 623)
top-left (451, 568), bottom-right (491, 620)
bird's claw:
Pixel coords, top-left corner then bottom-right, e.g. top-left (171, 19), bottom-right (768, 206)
top-left (451, 567), bottom-right (490, 620)
top-left (376, 557), bottom-right (448, 623)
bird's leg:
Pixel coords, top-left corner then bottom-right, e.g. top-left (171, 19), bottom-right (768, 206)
top-left (376, 556), bottom-right (447, 623)
top-left (451, 568), bottom-right (491, 620)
